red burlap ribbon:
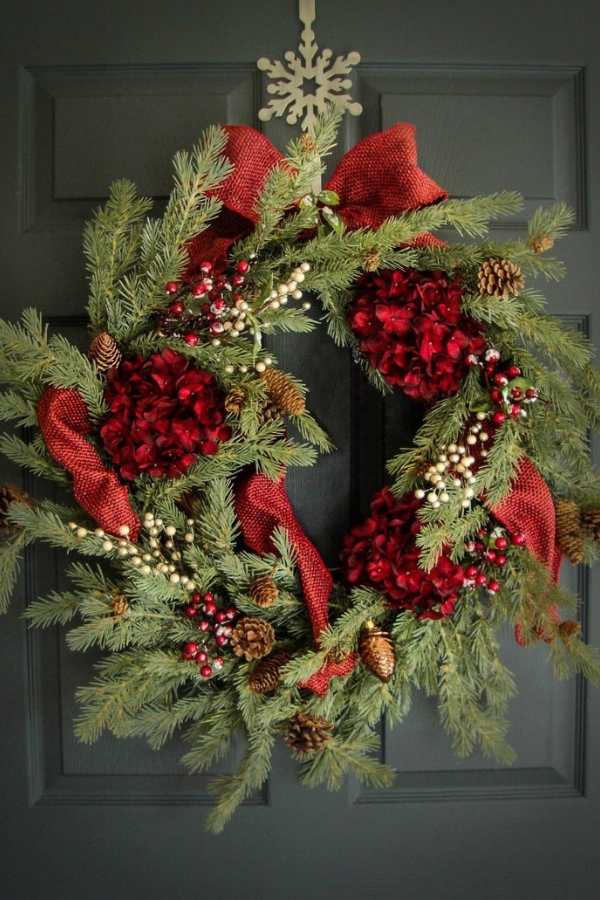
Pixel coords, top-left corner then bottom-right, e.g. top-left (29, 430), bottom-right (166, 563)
top-left (234, 471), bottom-right (356, 696)
top-left (491, 457), bottom-right (562, 642)
top-left (38, 387), bottom-right (141, 541)
top-left (185, 122), bottom-right (447, 276)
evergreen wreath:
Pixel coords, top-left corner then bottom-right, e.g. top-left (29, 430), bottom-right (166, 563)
top-left (2, 105), bottom-right (600, 833)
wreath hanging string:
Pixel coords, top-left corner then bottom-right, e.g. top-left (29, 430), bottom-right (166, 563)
top-left (2, 105), bottom-right (600, 833)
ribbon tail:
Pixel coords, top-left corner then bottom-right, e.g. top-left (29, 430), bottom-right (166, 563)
top-left (234, 471), bottom-right (356, 695)
top-left (491, 457), bottom-right (562, 644)
top-left (38, 387), bottom-right (141, 541)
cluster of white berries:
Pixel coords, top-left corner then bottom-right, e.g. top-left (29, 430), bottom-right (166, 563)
top-left (259, 261), bottom-right (312, 312)
top-left (68, 514), bottom-right (198, 590)
top-left (415, 415), bottom-right (491, 510)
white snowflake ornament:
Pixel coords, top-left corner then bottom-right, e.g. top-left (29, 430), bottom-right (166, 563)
top-left (257, 0), bottom-right (362, 132)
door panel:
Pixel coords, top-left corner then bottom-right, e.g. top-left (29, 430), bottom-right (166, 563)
top-left (2, 2), bottom-right (600, 898)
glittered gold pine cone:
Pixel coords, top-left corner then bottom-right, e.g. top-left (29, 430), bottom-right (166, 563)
top-left (224, 387), bottom-right (246, 415)
top-left (110, 594), bottom-right (129, 619)
top-left (248, 648), bottom-right (292, 694)
top-left (555, 499), bottom-right (585, 564)
top-left (0, 483), bottom-right (34, 532)
top-left (261, 368), bottom-right (306, 416)
top-left (527, 235), bottom-right (554, 254)
top-left (359, 621), bottom-right (395, 683)
top-left (284, 712), bottom-right (334, 755)
top-left (250, 575), bottom-right (279, 608)
top-left (581, 508), bottom-right (600, 543)
top-left (478, 257), bottom-right (525, 300)
top-left (230, 616), bottom-right (275, 661)
top-left (88, 332), bottom-right (122, 371)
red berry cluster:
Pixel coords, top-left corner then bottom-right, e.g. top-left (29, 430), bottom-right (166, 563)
top-left (160, 260), bottom-right (252, 345)
top-left (478, 351), bottom-right (539, 425)
top-left (463, 525), bottom-right (526, 594)
top-left (181, 591), bottom-right (239, 677)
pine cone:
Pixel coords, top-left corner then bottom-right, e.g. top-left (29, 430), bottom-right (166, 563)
top-left (230, 616), bottom-right (275, 661)
top-left (88, 332), bottom-right (122, 371)
top-left (362, 249), bottom-right (381, 272)
top-left (0, 483), bottom-right (34, 532)
top-left (248, 648), bottom-right (292, 694)
top-left (359, 621), bottom-right (395, 682)
top-left (261, 368), bottom-right (306, 416)
top-left (250, 575), bottom-right (279, 608)
top-left (527, 235), bottom-right (554, 254)
top-left (299, 133), bottom-right (318, 154)
top-left (555, 499), bottom-right (585, 564)
top-left (478, 257), bottom-right (525, 299)
top-left (224, 387), bottom-right (246, 415)
top-left (581, 508), bottom-right (600, 543)
top-left (284, 712), bottom-right (334, 755)
top-left (558, 619), bottom-right (582, 643)
top-left (110, 594), bottom-right (129, 619)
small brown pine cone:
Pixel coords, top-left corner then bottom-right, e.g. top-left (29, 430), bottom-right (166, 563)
top-left (110, 594), bottom-right (129, 619)
top-left (359, 621), bottom-right (395, 683)
top-left (88, 332), bottom-right (122, 371)
top-left (527, 235), bottom-right (554, 254)
top-left (362, 249), bottom-right (382, 272)
top-left (261, 368), bottom-right (306, 416)
top-left (284, 712), bottom-right (334, 755)
top-left (555, 499), bottom-right (585, 565)
top-left (250, 575), bottom-right (279, 608)
top-left (558, 619), bottom-right (582, 642)
top-left (299, 133), bottom-right (318, 154)
top-left (258, 400), bottom-right (283, 424)
top-left (0, 483), bottom-right (34, 532)
top-left (248, 648), bottom-right (293, 694)
top-left (478, 257), bottom-right (525, 300)
top-left (325, 646), bottom-right (348, 666)
top-left (581, 508), bottom-right (600, 543)
top-left (224, 387), bottom-right (246, 415)
top-left (230, 616), bottom-right (275, 661)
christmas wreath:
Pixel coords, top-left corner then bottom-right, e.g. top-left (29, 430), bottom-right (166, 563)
top-left (2, 106), bottom-right (600, 832)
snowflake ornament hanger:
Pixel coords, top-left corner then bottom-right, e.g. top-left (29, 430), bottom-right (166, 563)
top-left (257, 0), bottom-right (362, 132)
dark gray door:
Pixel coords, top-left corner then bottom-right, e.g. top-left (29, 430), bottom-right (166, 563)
top-left (1, 2), bottom-right (599, 898)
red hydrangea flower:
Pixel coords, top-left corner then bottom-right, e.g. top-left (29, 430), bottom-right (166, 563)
top-left (348, 268), bottom-right (487, 404)
top-left (100, 348), bottom-right (231, 480)
top-left (340, 486), bottom-right (465, 619)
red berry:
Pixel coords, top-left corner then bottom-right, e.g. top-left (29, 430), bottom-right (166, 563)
top-left (165, 281), bottom-right (179, 294)
top-left (475, 573), bottom-right (488, 586)
top-left (200, 261), bottom-right (213, 274)
top-left (169, 300), bottom-right (185, 316)
top-left (192, 283), bottom-right (209, 297)
top-left (231, 273), bottom-right (245, 286)
top-left (225, 607), bottom-right (237, 620)
top-left (465, 565), bottom-right (479, 578)
top-left (475, 541), bottom-right (485, 553)
top-left (200, 665), bottom-right (212, 678)
top-left (506, 365), bottom-right (521, 378)
top-left (191, 592), bottom-right (202, 605)
top-left (215, 610), bottom-right (228, 624)
top-left (485, 550), bottom-right (497, 562)
top-left (236, 260), bottom-right (250, 274)
top-left (184, 604), bottom-right (198, 618)
top-left (182, 641), bottom-right (199, 660)
top-left (489, 388), bottom-right (502, 404)
top-left (196, 651), bottom-right (208, 664)
top-left (494, 537), bottom-right (508, 550)
top-left (184, 333), bottom-right (199, 346)
top-left (216, 634), bottom-right (228, 646)
top-left (488, 580), bottom-right (500, 593)
top-left (495, 554), bottom-right (507, 566)
top-left (210, 321), bottom-right (224, 335)
top-left (525, 388), bottom-right (538, 400)
top-left (198, 620), bottom-right (211, 632)
top-left (511, 532), bottom-right (526, 546)
top-left (213, 656), bottom-right (225, 670)
top-left (492, 411), bottom-right (506, 425)
top-left (493, 373), bottom-right (508, 387)
top-left (204, 600), bottom-right (217, 616)
top-left (509, 404), bottom-right (521, 418)
top-left (510, 387), bottom-right (523, 400)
